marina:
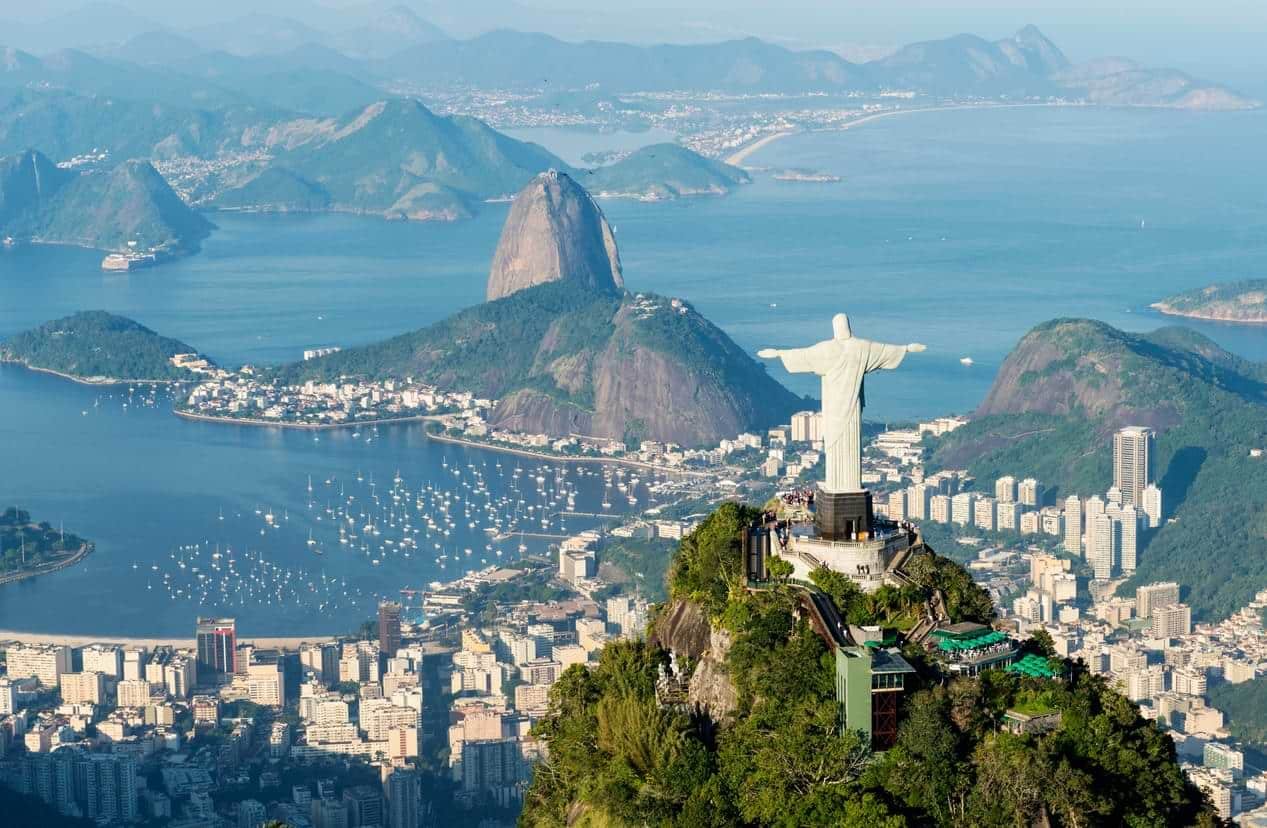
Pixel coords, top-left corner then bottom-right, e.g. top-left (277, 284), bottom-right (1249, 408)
top-left (0, 368), bottom-right (675, 636)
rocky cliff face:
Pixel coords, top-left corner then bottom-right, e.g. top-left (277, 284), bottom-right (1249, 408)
top-left (486, 169), bottom-right (623, 301)
top-left (489, 295), bottom-right (802, 446)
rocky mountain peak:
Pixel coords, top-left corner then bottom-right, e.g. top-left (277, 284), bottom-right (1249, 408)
top-left (486, 170), bottom-right (624, 301)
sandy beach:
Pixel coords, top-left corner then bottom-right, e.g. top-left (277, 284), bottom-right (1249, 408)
top-left (725, 102), bottom-right (1081, 166)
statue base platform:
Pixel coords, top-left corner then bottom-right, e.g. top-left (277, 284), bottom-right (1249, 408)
top-left (781, 530), bottom-right (909, 592)
top-left (815, 490), bottom-right (874, 541)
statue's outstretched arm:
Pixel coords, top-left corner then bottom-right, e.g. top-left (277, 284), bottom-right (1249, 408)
top-left (758, 344), bottom-right (825, 374)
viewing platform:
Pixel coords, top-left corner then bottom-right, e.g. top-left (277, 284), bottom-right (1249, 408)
top-left (779, 521), bottom-right (914, 592)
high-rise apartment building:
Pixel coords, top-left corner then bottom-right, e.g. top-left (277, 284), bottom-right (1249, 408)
top-left (1113, 426), bottom-right (1154, 507)
top-left (1150, 603), bottom-right (1193, 638)
top-left (378, 601), bottom-right (403, 658)
top-left (386, 767), bottom-right (421, 828)
top-left (1088, 513), bottom-right (1117, 580)
top-left (80, 645), bottom-right (123, 679)
top-left (1136, 582), bottom-right (1180, 619)
top-left (790, 410), bottom-right (822, 443)
top-left (117, 679), bottom-right (152, 708)
top-left (6, 644), bottom-right (71, 688)
top-left (300, 642), bottom-right (339, 686)
top-left (1118, 506), bottom-right (1141, 573)
top-left (60, 671), bottom-right (105, 705)
top-left (1142, 484), bottom-right (1163, 528)
top-left (973, 496), bottom-right (996, 531)
top-left (995, 476), bottom-right (1017, 503)
top-left (950, 492), bottom-right (974, 526)
top-left (907, 484), bottom-right (931, 521)
top-left (1018, 478), bottom-right (1042, 507)
top-left (196, 617), bottom-right (237, 677)
top-left (996, 501), bottom-right (1021, 532)
top-left (1062, 495), bottom-right (1082, 555)
top-left (929, 494), bottom-right (951, 523)
top-left (246, 662), bottom-right (285, 707)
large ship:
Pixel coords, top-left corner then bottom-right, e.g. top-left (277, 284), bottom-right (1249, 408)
top-left (101, 252), bottom-right (160, 272)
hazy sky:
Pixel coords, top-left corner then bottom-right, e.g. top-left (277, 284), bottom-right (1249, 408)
top-left (1, 0), bottom-right (1264, 92)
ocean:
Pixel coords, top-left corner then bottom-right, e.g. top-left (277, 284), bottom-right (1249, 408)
top-left (1, 104), bottom-right (1265, 635)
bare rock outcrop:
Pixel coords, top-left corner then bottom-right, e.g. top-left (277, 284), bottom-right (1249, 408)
top-left (486, 169), bottom-right (623, 301)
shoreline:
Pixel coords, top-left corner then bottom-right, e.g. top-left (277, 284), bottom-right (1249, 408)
top-left (1150, 302), bottom-right (1267, 325)
top-left (725, 102), bottom-right (1088, 166)
top-left (0, 360), bottom-right (193, 387)
top-left (172, 409), bottom-right (445, 431)
top-left (0, 543), bottom-right (93, 587)
top-left (424, 431), bottom-right (710, 477)
top-left (0, 630), bottom-right (339, 649)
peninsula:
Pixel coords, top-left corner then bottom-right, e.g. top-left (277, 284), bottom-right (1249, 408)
top-left (1151, 280), bottom-right (1267, 324)
top-left (0, 149), bottom-right (212, 262)
top-left (0, 311), bottom-right (217, 383)
top-left (0, 507), bottom-right (92, 586)
top-left (277, 171), bottom-right (804, 447)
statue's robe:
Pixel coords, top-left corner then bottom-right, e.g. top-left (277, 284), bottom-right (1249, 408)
top-left (773, 337), bottom-right (907, 493)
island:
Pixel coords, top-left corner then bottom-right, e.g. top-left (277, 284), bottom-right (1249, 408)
top-left (0, 507), bottom-right (93, 585)
top-left (0, 311), bottom-right (218, 384)
top-left (0, 150), bottom-right (212, 267)
top-left (772, 167), bottom-right (842, 183)
top-left (1151, 280), bottom-right (1267, 324)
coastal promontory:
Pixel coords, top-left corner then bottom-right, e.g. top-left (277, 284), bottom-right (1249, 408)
top-left (278, 175), bottom-right (803, 446)
top-left (1151, 280), bottom-right (1267, 324)
top-left (0, 149), bottom-right (212, 255)
top-left (931, 317), bottom-right (1267, 620)
top-left (0, 311), bottom-right (213, 383)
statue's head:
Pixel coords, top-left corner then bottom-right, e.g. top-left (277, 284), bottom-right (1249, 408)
top-left (832, 313), bottom-right (852, 340)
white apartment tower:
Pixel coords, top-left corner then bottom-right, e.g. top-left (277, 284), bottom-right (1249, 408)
top-left (1018, 478), bottom-right (1042, 507)
top-left (907, 484), bottom-right (931, 521)
top-left (995, 476), bottom-right (1017, 503)
top-left (1118, 506), bottom-right (1141, 574)
top-left (1062, 495), bottom-right (1082, 556)
top-left (950, 492), bottom-right (974, 526)
top-left (1113, 426), bottom-right (1154, 507)
top-left (1088, 513), bottom-right (1117, 580)
top-left (1142, 483), bottom-right (1163, 528)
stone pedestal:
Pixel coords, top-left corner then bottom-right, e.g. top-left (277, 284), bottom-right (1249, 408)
top-left (815, 490), bottom-right (874, 541)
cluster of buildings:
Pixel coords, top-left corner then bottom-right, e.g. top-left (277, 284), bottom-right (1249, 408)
top-left (0, 611), bottom-right (438, 827)
top-left (418, 556), bottom-right (647, 809)
top-left (0, 529), bottom-right (662, 826)
top-left (1002, 571), bottom-right (1267, 822)
top-left (885, 425), bottom-right (1164, 581)
top-left (180, 369), bottom-right (489, 427)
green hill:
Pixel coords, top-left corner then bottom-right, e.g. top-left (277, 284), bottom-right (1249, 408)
top-left (521, 502), bottom-right (1214, 827)
top-left (932, 318), bottom-right (1267, 620)
top-left (1153, 279), bottom-right (1267, 324)
top-left (212, 98), bottom-right (563, 218)
top-left (1209, 675), bottom-right (1267, 752)
top-left (211, 167), bottom-right (332, 212)
top-left (0, 149), bottom-right (212, 253)
top-left (212, 100), bottom-right (745, 220)
top-left (273, 280), bottom-right (802, 447)
top-left (0, 311), bottom-right (208, 382)
top-left (585, 143), bottom-right (750, 199)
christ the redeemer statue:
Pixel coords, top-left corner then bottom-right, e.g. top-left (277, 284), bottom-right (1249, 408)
top-left (759, 314), bottom-right (925, 495)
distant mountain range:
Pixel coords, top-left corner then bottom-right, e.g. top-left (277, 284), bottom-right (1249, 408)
top-left (1, 23), bottom-right (1253, 114)
top-left (0, 149), bottom-right (211, 253)
top-left (932, 318), bottom-right (1267, 621)
top-left (204, 100), bottom-right (749, 220)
